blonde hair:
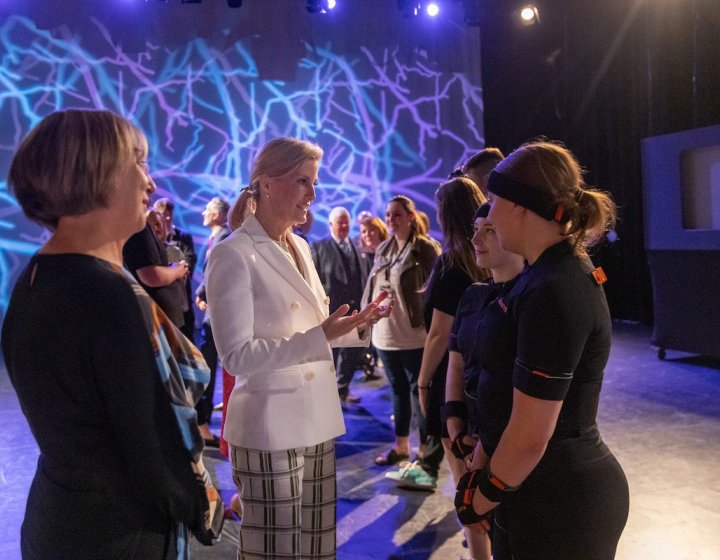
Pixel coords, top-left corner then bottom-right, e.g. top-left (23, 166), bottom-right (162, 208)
top-left (228, 137), bottom-right (323, 231)
top-left (496, 141), bottom-right (616, 253)
top-left (8, 109), bottom-right (141, 230)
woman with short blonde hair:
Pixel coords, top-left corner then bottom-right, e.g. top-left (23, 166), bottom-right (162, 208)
top-left (4, 109), bottom-right (220, 559)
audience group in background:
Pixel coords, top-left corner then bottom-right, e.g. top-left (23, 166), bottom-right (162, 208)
top-left (3, 109), bottom-right (628, 560)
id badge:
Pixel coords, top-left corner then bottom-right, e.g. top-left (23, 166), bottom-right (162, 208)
top-left (379, 283), bottom-right (395, 300)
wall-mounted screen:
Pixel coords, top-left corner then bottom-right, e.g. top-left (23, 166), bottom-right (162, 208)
top-left (680, 145), bottom-right (720, 230)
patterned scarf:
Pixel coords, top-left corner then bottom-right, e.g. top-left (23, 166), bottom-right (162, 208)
top-left (116, 264), bottom-right (223, 558)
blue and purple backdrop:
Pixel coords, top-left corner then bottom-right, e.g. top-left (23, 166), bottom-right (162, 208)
top-left (0, 0), bottom-right (486, 316)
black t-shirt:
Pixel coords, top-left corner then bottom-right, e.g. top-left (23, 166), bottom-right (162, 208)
top-left (455, 240), bottom-right (612, 454)
top-left (423, 256), bottom-right (474, 332)
top-left (506, 240), bottom-right (611, 436)
top-left (123, 224), bottom-right (187, 327)
top-left (449, 278), bottom-right (518, 454)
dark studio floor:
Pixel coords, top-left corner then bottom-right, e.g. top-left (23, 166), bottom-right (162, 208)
top-left (1, 323), bottom-right (719, 559)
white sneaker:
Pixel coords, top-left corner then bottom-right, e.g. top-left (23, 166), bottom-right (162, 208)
top-left (385, 461), bottom-right (437, 490)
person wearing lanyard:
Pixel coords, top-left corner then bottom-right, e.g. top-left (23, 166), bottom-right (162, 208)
top-left (363, 195), bottom-right (440, 466)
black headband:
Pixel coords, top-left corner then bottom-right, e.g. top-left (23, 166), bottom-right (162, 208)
top-left (474, 203), bottom-right (490, 220)
top-left (487, 170), bottom-right (568, 223)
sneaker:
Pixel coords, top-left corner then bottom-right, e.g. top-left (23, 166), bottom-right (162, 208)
top-left (385, 461), bottom-right (437, 491)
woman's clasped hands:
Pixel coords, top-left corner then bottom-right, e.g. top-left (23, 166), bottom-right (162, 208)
top-left (321, 291), bottom-right (394, 341)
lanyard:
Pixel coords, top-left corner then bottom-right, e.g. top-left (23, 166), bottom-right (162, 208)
top-left (383, 237), bottom-right (411, 283)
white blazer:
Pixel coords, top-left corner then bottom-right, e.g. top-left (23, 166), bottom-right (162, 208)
top-left (206, 214), bottom-right (366, 451)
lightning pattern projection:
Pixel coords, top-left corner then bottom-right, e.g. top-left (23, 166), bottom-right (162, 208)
top-left (0, 15), bottom-right (485, 314)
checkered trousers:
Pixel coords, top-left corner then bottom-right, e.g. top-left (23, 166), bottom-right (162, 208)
top-left (230, 440), bottom-right (337, 559)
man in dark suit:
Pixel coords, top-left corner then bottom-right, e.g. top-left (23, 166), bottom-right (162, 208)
top-left (154, 197), bottom-right (198, 342)
top-left (312, 207), bottom-right (372, 403)
top-left (194, 197), bottom-right (231, 446)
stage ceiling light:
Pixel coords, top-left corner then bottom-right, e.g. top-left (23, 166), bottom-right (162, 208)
top-left (426, 2), bottom-right (439, 17)
top-left (397, 0), bottom-right (421, 19)
top-left (307, 0), bottom-right (335, 13)
top-left (520, 5), bottom-right (540, 25)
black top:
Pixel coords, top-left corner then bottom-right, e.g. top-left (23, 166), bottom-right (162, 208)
top-left (1, 254), bottom-right (207, 559)
top-left (123, 224), bottom-right (187, 327)
top-left (507, 240), bottom-right (611, 436)
top-left (423, 255), bottom-right (474, 332)
top-left (169, 225), bottom-right (198, 274)
top-left (450, 277), bottom-right (519, 454)
top-left (453, 240), bottom-right (611, 455)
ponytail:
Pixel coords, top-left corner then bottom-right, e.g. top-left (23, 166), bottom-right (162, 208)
top-left (228, 184), bottom-right (259, 231)
top-left (562, 187), bottom-right (616, 253)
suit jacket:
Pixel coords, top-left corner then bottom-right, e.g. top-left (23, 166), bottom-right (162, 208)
top-left (206, 214), bottom-right (367, 451)
top-left (195, 226), bottom-right (230, 311)
top-left (311, 236), bottom-right (371, 314)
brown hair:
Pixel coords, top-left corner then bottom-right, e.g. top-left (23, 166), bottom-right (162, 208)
top-left (496, 141), bottom-right (616, 253)
top-left (433, 176), bottom-right (489, 282)
top-left (228, 137), bottom-right (323, 231)
top-left (8, 109), bottom-right (141, 229)
top-left (387, 194), bottom-right (421, 237)
top-left (416, 210), bottom-right (431, 237)
top-left (464, 147), bottom-right (505, 176)
top-left (360, 216), bottom-right (389, 242)
top-left (146, 209), bottom-right (166, 240)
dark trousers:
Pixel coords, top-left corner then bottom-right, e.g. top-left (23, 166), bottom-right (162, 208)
top-left (418, 358), bottom-right (448, 476)
top-left (376, 348), bottom-right (426, 443)
top-left (196, 322), bottom-right (218, 425)
top-left (333, 346), bottom-right (366, 397)
top-left (180, 308), bottom-right (195, 343)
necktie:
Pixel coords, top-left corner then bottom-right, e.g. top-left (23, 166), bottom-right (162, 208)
top-left (340, 240), bottom-right (352, 257)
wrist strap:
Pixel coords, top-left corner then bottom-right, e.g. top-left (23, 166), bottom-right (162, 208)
top-left (450, 431), bottom-right (475, 459)
top-left (443, 400), bottom-right (468, 421)
top-left (454, 469), bottom-right (495, 526)
top-left (476, 466), bottom-right (521, 503)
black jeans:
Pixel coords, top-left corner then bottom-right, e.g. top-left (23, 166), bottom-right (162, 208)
top-left (196, 322), bottom-right (218, 425)
top-left (333, 346), bottom-right (366, 397)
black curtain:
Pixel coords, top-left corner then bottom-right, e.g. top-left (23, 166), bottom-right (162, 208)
top-left (479, 0), bottom-right (720, 322)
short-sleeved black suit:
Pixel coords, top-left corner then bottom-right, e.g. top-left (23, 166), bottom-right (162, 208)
top-left (452, 240), bottom-right (629, 560)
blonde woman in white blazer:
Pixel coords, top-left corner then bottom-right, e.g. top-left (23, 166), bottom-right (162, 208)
top-left (206, 137), bottom-right (391, 560)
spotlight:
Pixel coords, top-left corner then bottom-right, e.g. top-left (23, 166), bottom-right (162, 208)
top-left (397, 0), bottom-right (421, 19)
top-left (520, 4), bottom-right (540, 25)
top-left (426, 2), bottom-right (439, 17)
top-left (307, 0), bottom-right (334, 13)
